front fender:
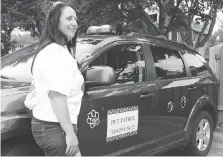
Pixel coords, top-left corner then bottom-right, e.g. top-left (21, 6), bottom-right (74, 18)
top-left (1, 113), bottom-right (32, 140)
top-left (184, 95), bottom-right (218, 138)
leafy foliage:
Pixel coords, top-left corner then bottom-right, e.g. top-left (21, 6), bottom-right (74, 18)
top-left (71, 0), bottom-right (156, 35)
top-left (72, 0), bottom-right (223, 48)
top-left (1, 0), bottom-right (223, 57)
top-left (176, 0), bottom-right (223, 48)
top-left (1, 0), bottom-right (52, 56)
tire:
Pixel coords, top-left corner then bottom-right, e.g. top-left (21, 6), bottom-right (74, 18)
top-left (1, 136), bottom-right (44, 156)
top-left (187, 111), bottom-right (214, 156)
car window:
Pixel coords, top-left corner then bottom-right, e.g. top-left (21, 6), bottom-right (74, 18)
top-left (90, 44), bottom-right (146, 85)
top-left (181, 50), bottom-right (211, 77)
top-left (150, 45), bottom-right (186, 79)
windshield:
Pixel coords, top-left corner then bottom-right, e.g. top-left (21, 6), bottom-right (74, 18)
top-left (1, 38), bottom-right (103, 82)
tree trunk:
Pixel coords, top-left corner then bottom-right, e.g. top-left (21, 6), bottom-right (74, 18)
top-left (195, 6), bottom-right (214, 48)
top-left (1, 42), bottom-right (10, 57)
top-left (158, 3), bottom-right (165, 35)
top-left (179, 27), bottom-right (188, 42)
top-left (36, 18), bottom-right (45, 37)
top-left (187, 11), bottom-right (194, 47)
top-left (165, 0), bottom-right (183, 36)
top-left (196, 20), bottom-right (209, 45)
top-left (195, 6), bottom-right (218, 48)
top-left (1, 27), bottom-right (14, 57)
top-left (134, 1), bottom-right (162, 35)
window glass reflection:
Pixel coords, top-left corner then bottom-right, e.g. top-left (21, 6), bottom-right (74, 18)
top-left (150, 45), bottom-right (186, 79)
top-left (182, 51), bottom-right (211, 77)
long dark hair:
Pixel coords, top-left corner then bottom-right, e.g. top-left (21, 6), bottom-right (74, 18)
top-left (31, 2), bottom-right (78, 73)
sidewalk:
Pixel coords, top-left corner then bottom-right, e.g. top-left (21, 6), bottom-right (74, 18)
top-left (208, 124), bottom-right (223, 156)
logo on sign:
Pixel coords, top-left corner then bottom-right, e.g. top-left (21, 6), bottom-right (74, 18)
top-left (87, 110), bottom-right (100, 129)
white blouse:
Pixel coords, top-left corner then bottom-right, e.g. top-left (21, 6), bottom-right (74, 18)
top-left (26, 43), bottom-right (84, 124)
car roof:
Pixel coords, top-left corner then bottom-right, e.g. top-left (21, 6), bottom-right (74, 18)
top-left (80, 33), bottom-right (199, 55)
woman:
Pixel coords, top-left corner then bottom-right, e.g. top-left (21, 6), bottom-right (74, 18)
top-left (25, 2), bottom-right (89, 156)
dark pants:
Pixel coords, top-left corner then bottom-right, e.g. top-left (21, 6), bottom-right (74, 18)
top-left (31, 117), bottom-right (79, 156)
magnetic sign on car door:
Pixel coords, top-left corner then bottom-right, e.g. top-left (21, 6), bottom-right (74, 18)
top-left (106, 106), bottom-right (139, 142)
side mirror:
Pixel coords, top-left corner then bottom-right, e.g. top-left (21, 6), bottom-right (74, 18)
top-left (84, 66), bottom-right (116, 88)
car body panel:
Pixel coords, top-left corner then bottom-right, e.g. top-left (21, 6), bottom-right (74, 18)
top-left (1, 83), bottom-right (31, 140)
top-left (184, 95), bottom-right (218, 134)
top-left (1, 113), bottom-right (31, 140)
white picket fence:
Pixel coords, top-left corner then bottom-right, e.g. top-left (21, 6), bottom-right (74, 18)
top-left (208, 43), bottom-right (223, 124)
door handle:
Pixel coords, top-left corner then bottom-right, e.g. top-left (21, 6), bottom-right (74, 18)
top-left (188, 86), bottom-right (197, 91)
top-left (140, 93), bottom-right (155, 99)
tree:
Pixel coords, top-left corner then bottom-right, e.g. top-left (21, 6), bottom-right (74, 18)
top-left (182, 0), bottom-right (223, 48)
top-left (209, 20), bottom-right (223, 46)
top-left (73, 0), bottom-right (223, 48)
top-left (1, 0), bottom-right (83, 57)
top-left (69, 0), bottom-right (157, 35)
top-left (1, 0), bottom-right (57, 57)
top-left (1, 0), bottom-right (20, 56)
top-left (2, 0), bottom-right (222, 57)
top-left (134, 0), bottom-right (223, 48)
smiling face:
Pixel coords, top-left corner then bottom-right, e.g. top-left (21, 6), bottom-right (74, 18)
top-left (58, 6), bottom-right (78, 41)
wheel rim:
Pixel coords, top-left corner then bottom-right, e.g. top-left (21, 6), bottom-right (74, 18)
top-left (196, 118), bottom-right (211, 151)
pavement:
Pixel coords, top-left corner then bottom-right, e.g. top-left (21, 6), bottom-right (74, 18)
top-left (208, 123), bottom-right (223, 156)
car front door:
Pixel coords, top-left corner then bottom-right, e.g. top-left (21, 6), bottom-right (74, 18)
top-left (78, 43), bottom-right (158, 156)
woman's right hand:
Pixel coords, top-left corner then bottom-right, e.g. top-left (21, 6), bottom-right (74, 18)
top-left (65, 133), bottom-right (79, 156)
top-left (78, 54), bottom-right (92, 65)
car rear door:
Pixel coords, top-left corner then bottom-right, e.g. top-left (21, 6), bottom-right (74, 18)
top-left (77, 42), bottom-right (158, 156)
top-left (148, 44), bottom-right (189, 142)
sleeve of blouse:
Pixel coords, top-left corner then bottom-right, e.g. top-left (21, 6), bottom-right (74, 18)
top-left (40, 46), bottom-right (75, 96)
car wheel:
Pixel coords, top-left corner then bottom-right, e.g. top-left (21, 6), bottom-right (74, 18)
top-left (187, 111), bottom-right (214, 156)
